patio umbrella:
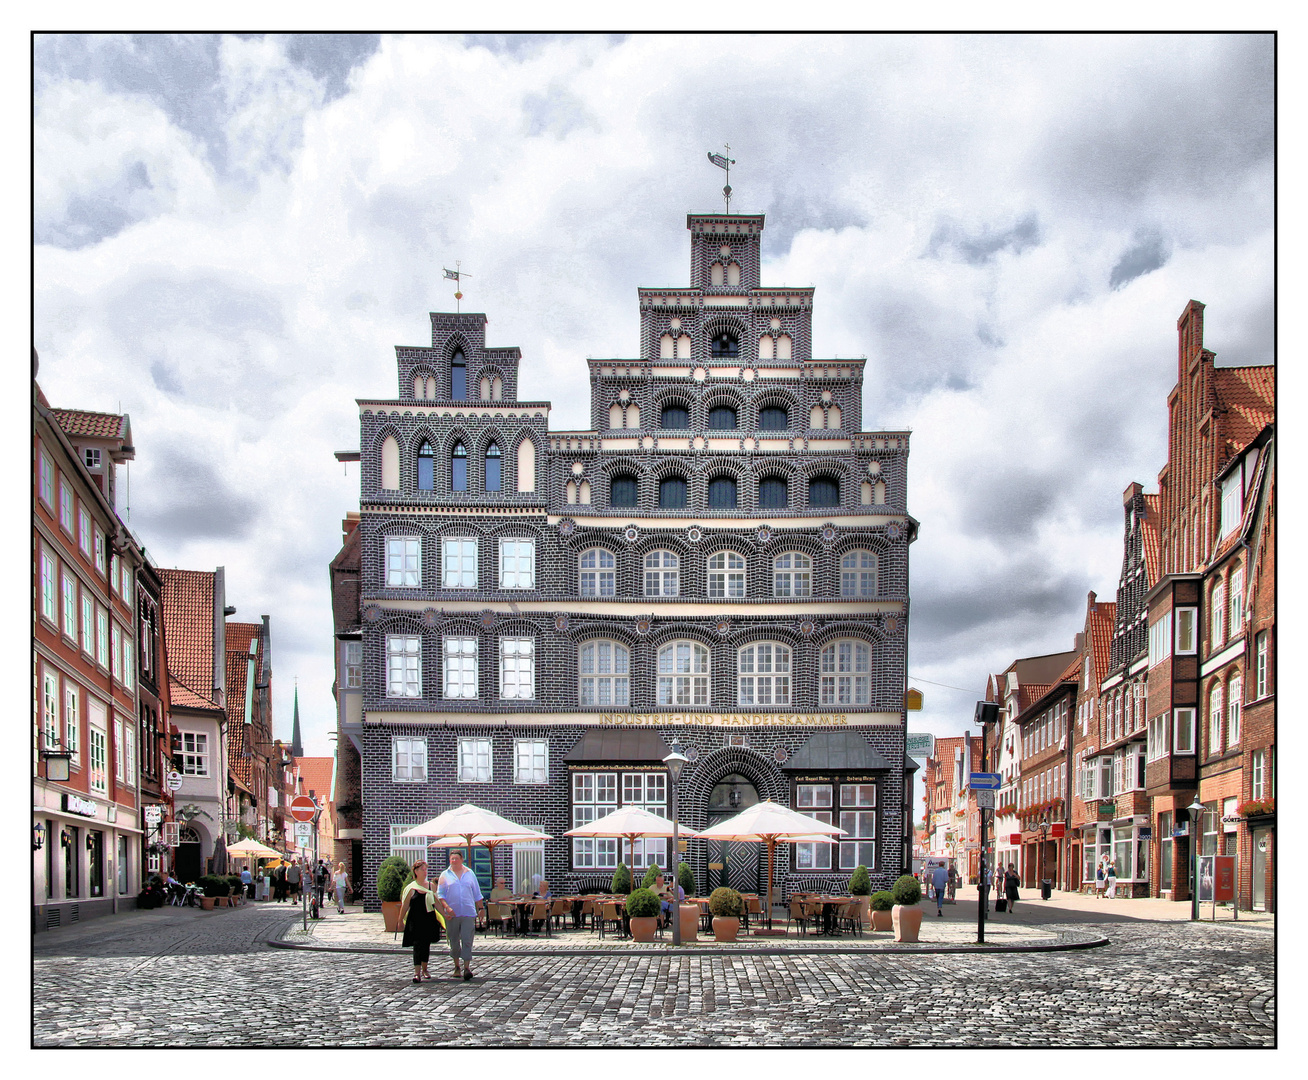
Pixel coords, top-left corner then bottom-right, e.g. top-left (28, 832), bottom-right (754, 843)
top-left (564, 805), bottom-right (701, 885)
top-left (400, 803), bottom-right (551, 883)
top-left (697, 800), bottom-right (846, 931)
top-left (226, 838), bottom-right (282, 859)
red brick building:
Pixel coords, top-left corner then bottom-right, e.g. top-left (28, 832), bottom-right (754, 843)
top-left (923, 734), bottom-right (983, 879)
top-left (1014, 659), bottom-right (1078, 890)
top-left (1068, 593), bottom-right (1116, 892)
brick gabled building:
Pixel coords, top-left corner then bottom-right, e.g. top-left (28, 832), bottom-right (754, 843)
top-left (225, 617), bottom-right (282, 849)
top-left (924, 733), bottom-right (984, 880)
top-left (1069, 593), bottom-right (1116, 891)
top-left (329, 512), bottom-right (364, 886)
top-left (1014, 656), bottom-right (1078, 890)
top-left (135, 558), bottom-right (173, 880)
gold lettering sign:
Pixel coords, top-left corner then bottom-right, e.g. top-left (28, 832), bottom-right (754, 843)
top-left (597, 712), bottom-right (851, 728)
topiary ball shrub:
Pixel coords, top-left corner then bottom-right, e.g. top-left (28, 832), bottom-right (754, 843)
top-left (677, 861), bottom-right (695, 897)
top-left (641, 863), bottom-right (662, 890)
top-left (625, 887), bottom-right (661, 919)
top-left (611, 863), bottom-right (633, 895)
top-left (891, 874), bottom-right (922, 906)
top-left (377, 862), bottom-right (407, 903)
top-left (869, 890), bottom-right (895, 912)
top-left (848, 865), bottom-right (873, 896)
top-left (708, 886), bottom-right (744, 917)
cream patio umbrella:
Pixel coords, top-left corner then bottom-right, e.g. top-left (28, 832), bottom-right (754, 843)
top-left (696, 800), bottom-right (846, 932)
top-left (399, 803), bottom-right (552, 884)
top-left (226, 838), bottom-right (283, 859)
top-left (564, 805), bottom-right (701, 886)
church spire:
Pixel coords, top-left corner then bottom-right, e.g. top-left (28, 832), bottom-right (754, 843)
top-left (290, 679), bottom-right (304, 758)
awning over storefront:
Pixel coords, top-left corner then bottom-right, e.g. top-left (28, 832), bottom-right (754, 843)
top-left (781, 730), bottom-right (892, 771)
top-left (563, 728), bottom-right (672, 763)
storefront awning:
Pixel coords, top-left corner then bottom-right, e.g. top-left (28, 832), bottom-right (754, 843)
top-left (563, 728), bottom-right (672, 763)
top-left (781, 731), bottom-right (892, 771)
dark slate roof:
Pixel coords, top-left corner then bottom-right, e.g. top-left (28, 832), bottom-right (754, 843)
top-left (782, 731), bottom-right (893, 771)
top-left (563, 728), bottom-right (672, 763)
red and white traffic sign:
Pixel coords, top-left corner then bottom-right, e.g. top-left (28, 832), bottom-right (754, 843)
top-left (289, 795), bottom-right (318, 822)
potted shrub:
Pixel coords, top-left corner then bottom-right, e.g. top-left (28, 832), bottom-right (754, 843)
top-left (708, 886), bottom-right (743, 942)
top-left (376, 857), bottom-right (410, 932)
top-left (641, 863), bottom-right (662, 890)
top-left (196, 874), bottom-right (224, 910)
top-left (226, 875), bottom-right (245, 904)
top-left (890, 874), bottom-right (923, 942)
top-left (849, 865), bottom-right (873, 926)
top-left (869, 890), bottom-right (894, 932)
top-left (677, 861), bottom-right (695, 898)
top-left (610, 863), bottom-right (633, 896)
top-left (625, 887), bottom-right (661, 941)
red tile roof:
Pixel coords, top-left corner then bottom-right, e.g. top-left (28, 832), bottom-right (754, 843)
top-left (225, 622), bottom-right (263, 787)
top-left (168, 675), bottom-right (218, 711)
top-left (293, 757), bottom-right (335, 804)
top-left (1085, 600), bottom-right (1117, 691)
top-left (1214, 366), bottom-right (1274, 452)
top-left (159, 568), bottom-right (221, 711)
top-left (1140, 494), bottom-right (1163, 585)
top-left (1019, 683), bottom-right (1053, 712)
top-left (50, 407), bottom-right (127, 440)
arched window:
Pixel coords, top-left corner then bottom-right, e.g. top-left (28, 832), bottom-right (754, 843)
top-left (1208, 683), bottom-right (1223, 757)
top-left (820, 640), bottom-right (871, 706)
top-left (609, 403), bottom-right (623, 430)
top-left (417, 441), bottom-right (435, 491)
top-left (758, 476), bottom-right (788, 509)
top-left (450, 349), bottom-right (467, 401)
top-left (707, 551), bottom-right (746, 598)
top-left (579, 548), bottom-right (616, 597)
top-left (661, 404), bottom-right (689, 429)
top-left (710, 262), bottom-right (724, 287)
top-left (808, 476), bottom-right (840, 507)
top-left (776, 334), bottom-right (792, 360)
top-left (840, 550), bottom-right (877, 597)
top-left (758, 406), bottom-right (788, 431)
top-left (710, 331), bottom-right (739, 358)
top-left (485, 444), bottom-right (502, 492)
top-left (707, 476), bottom-right (738, 509)
top-left (381, 435), bottom-right (400, 490)
top-left (657, 641), bottom-right (709, 706)
top-left (659, 333), bottom-right (675, 359)
top-left (738, 642), bottom-right (791, 705)
top-left (659, 476), bottom-right (687, 509)
top-left (480, 375), bottom-right (492, 401)
top-left (644, 550), bottom-right (679, 596)
top-left (708, 406), bottom-right (737, 430)
top-left (675, 335), bottom-right (692, 359)
top-left (610, 474), bottom-right (638, 508)
top-left (451, 443), bottom-right (468, 492)
top-left (758, 335), bottom-right (775, 360)
top-left (726, 261), bottom-right (741, 287)
top-left (579, 640), bottom-right (629, 706)
top-left (773, 552), bottom-right (812, 597)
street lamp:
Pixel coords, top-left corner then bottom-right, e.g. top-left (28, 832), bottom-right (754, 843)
top-left (973, 700), bottom-right (1000, 944)
top-left (1187, 795), bottom-right (1205, 922)
top-left (663, 740), bottom-right (689, 947)
top-left (1036, 818), bottom-right (1050, 898)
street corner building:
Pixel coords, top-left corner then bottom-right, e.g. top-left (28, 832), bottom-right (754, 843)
top-left (331, 210), bottom-right (918, 906)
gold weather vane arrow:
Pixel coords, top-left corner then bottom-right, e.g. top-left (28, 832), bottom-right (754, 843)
top-left (707, 145), bottom-right (736, 211)
top-left (443, 262), bottom-right (472, 313)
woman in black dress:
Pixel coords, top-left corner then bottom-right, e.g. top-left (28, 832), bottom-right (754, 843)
top-left (1004, 863), bottom-right (1021, 913)
top-left (399, 861), bottom-right (443, 983)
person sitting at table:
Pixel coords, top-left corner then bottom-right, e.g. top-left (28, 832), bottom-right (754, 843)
top-left (529, 879), bottom-right (552, 930)
top-left (489, 877), bottom-right (512, 902)
top-left (654, 874), bottom-right (684, 928)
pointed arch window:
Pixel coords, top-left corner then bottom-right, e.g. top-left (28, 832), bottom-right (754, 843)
top-left (452, 443), bottom-right (468, 492)
top-left (485, 444), bottom-right (502, 492)
top-left (417, 441), bottom-right (435, 491)
top-left (451, 349), bottom-right (467, 401)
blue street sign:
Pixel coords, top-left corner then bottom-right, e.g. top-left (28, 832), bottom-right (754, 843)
top-left (969, 772), bottom-right (1001, 790)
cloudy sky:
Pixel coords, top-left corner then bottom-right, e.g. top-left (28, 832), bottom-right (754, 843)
top-left (33, 33), bottom-right (1274, 758)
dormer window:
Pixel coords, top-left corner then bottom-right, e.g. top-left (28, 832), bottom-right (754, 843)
top-left (417, 442), bottom-right (435, 490)
top-left (451, 350), bottom-right (467, 401)
top-left (710, 332), bottom-right (739, 359)
top-left (84, 447), bottom-right (102, 470)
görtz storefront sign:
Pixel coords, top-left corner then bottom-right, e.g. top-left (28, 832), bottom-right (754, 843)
top-left (62, 793), bottom-right (98, 818)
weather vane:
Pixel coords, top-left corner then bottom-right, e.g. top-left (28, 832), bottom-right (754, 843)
top-left (443, 261), bottom-right (472, 313)
top-left (707, 144), bottom-right (736, 211)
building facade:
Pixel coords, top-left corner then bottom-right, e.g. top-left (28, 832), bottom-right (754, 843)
top-left (342, 210), bottom-right (916, 906)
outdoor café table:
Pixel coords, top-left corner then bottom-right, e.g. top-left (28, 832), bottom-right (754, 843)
top-left (688, 897), bottom-right (713, 933)
top-left (502, 897), bottom-right (544, 936)
top-left (817, 896), bottom-right (853, 936)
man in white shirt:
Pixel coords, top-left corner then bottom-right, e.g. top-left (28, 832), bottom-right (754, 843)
top-left (436, 852), bottom-right (485, 980)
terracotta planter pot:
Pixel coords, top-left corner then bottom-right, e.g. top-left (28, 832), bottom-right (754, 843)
top-left (381, 900), bottom-right (402, 932)
top-left (629, 916), bottom-right (659, 942)
top-left (892, 904), bottom-right (922, 942)
top-left (712, 916), bottom-right (740, 942)
top-left (871, 908), bottom-right (893, 931)
top-left (200, 897), bottom-right (215, 911)
top-left (679, 904), bottom-right (700, 941)
top-left (852, 896), bottom-right (871, 926)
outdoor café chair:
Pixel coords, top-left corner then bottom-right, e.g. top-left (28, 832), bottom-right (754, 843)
top-left (549, 898), bottom-right (571, 930)
top-left (743, 894), bottom-right (763, 930)
top-left (485, 902), bottom-right (513, 937)
top-left (803, 899), bottom-right (826, 935)
top-left (787, 896), bottom-right (809, 935)
top-left (838, 901), bottom-right (862, 937)
top-left (579, 898), bottom-right (595, 929)
top-left (597, 901), bottom-right (623, 939)
top-left (529, 900), bottom-right (552, 936)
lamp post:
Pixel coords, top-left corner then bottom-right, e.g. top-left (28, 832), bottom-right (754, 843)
top-left (973, 700), bottom-right (999, 944)
top-left (1187, 795), bottom-right (1205, 922)
top-left (663, 740), bottom-right (689, 947)
top-left (1037, 818), bottom-right (1049, 897)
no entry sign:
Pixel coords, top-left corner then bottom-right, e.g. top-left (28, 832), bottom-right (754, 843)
top-left (290, 795), bottom-right (318, 822)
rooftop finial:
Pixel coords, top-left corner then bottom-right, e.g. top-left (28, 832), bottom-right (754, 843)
top-left (707, 145), bottom-right (736, 212)
top-left (443, 261), bottom-right (472, 314)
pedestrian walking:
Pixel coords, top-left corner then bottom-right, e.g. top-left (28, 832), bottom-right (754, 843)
top-left (1004, 863), bottom-right (1021, 913)
top-left (436, 851), bottom-right (485, 981)
top-left (240, 866), bottom-right (254, 899)
top-left (332, 862), bottom-right (351, 914)
top-left (931, 862), bottom-right (949, 917)
top-left (1096, 855), bottom-right (1109, 898)
top-left (274, 863), bottom-right (286, 902)
top-left (287, 860), bottom-right (302, 900)
top-left (1105, 859), bottom-right (1117, 899)
top-left (399, 861), bottom-right (444, 984)
top-left (947, 865), bottom-right (958, 901)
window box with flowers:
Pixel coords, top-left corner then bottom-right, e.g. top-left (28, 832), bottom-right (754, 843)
top-left (1237, 798), bottom-right (1275, 820)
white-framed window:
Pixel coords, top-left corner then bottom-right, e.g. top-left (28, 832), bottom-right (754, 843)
top-left (1208, 684), bottom-right (1223, 757)
top-left (657, 640), bottom-right (710, 706)
top-left (795, 784), bottom-right (832, 870)
top-left (499, 636), bottom-right (535, 700)
top-left (442, 537), bottom-right (478, 588)
top-left (839, 808), bottom-right (876, 870)
top-left (1174, 608), bottom-right (1196, 654)
top-left (1097, 755), bottom-right (1113, 800)
top-left (84, 446), bottom-right (101, 470)
top-left (622, 772), bottom-right (668, 867)
top-left (111, 623), bottom-right (122, 682)
top-left (579, 548), bottom-right (616, 597)
top-left (1255, 631), bottom-right (1269, 698)
top-left (499, 538), bottom-right (535, 589)
top-left (94, 527), bottom-right (106, 575)
top-left (707, 550), bottom-right (746, 598)
top-left (457, 737), bottom-right (492, 783)
top-left (1220, 471), bottom-right (1242, 537)
top-left (571, 772), bottom-right (619, 869)
top-left (40, 549), bottom-right (57, 622)
top-left (644, 550), bottom-right (680, 596)
top-left (387, 635), bottom-right (422, 698)
top-left (1229, 568), bottom-right (1244, 637)
top-left (124, 724), bottom-right (136, 786)
top-left (1228, 675), bottom-right (1242, 746)
top-left (114, 717), bottom-right (124, 782)
top-left (78, 508), bottom-right (91, 555)
top-left (385, 536), bottom-right (421, 587)
top-left (772, 551), bottom-right (811, 597)
top-left (121, 563), bottom-right (133, 602)
top-left (737, 641), bottom-right (791, 705)
top-left (392, 736), bottom-right (427, 782)
top-left (59, 480), bottom-right (74, 533)
top-left (96, 607), bottom-right (109, 668)
top-left (820, 639), bottom-right (871, 706)
top-left (62, 572), bottom-right (77, 637)
top-left (180, 731), bottom-right (208, 775)
top-left (389, 823), bottom-right (427, 865)
top-left (80, 594), bottom-right (93, 655)
top-left (444, 636), bottom-right (478, 699)
top-left (841, 550), bottom-right (877, 597)
top-left (39, 449), bottom-right (54, 507)
top-left (42, 671), bottom-right (59, 750)
top-left (1210, 583), bottom-right (1224, 648)
top-left (1251, 749), bottom-right (1266, 801)
top-left (579, 640), bottom-right (630, 706)
top-left (110, 553), bottom-right (120, 596)
top-left (1146, 714), bottom-right (1169, 761)
top-left (1148, 612), bottom-right (1172, 668)
top-left (344, 642), bottom-right (362, 689)
top-left (514, 739), bottom-right (548, 784)
top-left (89, 725), bottom-right (108, 794)
top-left (1173, 708), bottom-right (1195, 755)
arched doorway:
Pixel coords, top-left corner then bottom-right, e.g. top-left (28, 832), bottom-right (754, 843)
top-left (705, 774), bottom-right (760, 894)
top-left (175, 826), bottom-right (202, 884)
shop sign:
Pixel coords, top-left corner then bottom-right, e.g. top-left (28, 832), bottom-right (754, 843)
top-left (144, 805), bottom-right (163, 825)
top-left (1050, 823), bottom-right (1066, 839)
top-left (1137, 826), bottom-right (1151, 840)
top-left (597, 712), bottom-right (853, 727)
top-left (62, 793), bottom-right (98, 817)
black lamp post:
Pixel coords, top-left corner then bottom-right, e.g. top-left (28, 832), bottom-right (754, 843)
top-left (1187, 795), bottom-right (1205, 922)
top-left (1037, 818), bottom-right (1050, 896)
top-left (973, 700), bottom-right (1000, 944)
top-left (663, 740), bottom-right (689, 947)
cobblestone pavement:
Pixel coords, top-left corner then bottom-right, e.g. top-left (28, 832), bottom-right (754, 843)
top-left (32, 902), bottom-right (1274, 1047)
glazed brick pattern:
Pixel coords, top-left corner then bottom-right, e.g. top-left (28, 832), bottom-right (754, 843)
top-left (394, 312), bottom-right (521, 404)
